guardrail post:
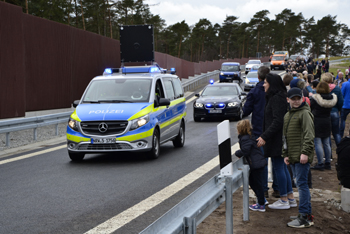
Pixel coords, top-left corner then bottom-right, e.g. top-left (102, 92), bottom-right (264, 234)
top-left (33, 128), bottom-right (37, 141)
top-left (6, 132), bottom-right (10, 147)
top-left (242, 165), bottom-right (250, 221)
top-left (225, 176), bottom-right (233, 234)
top-left (183, 216), bottom-right (196, 234)
top-left (55, 124), bottom-right (59, 136)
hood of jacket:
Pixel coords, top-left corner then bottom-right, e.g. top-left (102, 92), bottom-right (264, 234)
top-left (312, 93), bottom-right (337, 108)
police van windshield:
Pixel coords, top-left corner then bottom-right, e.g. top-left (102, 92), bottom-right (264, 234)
top-left (221, 65), bottom-right (239, 72)
top-left (82, 79), bottom-right (152, 103)
top-left (202, 86), bottom-right (238, 96)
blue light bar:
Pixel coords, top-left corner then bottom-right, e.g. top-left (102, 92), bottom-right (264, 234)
top-left (104, 68), bottom-right (112, 74)
top-left (218, 103), bottom-right (225, 107)
top-left (206, 104), bottom-right (212, 108)
top-left (170, 68), bottom-right (176, 74)
top-left (209, 79), bottom-right (214, 84)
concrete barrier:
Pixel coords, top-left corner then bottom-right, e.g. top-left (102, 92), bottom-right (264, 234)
top-left (341, 186), bottom-right (350, 213)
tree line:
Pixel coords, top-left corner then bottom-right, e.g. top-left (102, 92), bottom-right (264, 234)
top-left (7, 0), bottom-right (350, 62)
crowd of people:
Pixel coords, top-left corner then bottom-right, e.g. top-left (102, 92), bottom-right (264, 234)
top-left (234, 64), bottom-right (350, 229)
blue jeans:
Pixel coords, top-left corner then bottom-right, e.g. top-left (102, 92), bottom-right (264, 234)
top-left (340, 108), bottom-right (350, 138)
top-left (330, 111), bottom-right (341, 145)
top-left (290, 163), bottom-right (312, 215)
top-left (314, 137), bottom-right (331, 165)
top-left (271, 156), bottom-right (293, 197)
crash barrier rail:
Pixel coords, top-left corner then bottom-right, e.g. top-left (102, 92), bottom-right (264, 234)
top-left (0, 112), bottom-right (72, 147)
top-left (141, 120), bottom-right (250, 234)
top-left (182, 70), bottom-right (220, 92)
top-left (140, 158), bottom-right (249, 234)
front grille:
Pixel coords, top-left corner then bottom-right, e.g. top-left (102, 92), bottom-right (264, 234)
top-left (78, 143), bottom-right (133, 151)
top-left (205, 103), bottom-right (226, 109)
top-left (80, 121), bottom-right (128, 136)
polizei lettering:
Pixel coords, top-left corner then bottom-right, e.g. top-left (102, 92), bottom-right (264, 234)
top-left (89, 110), bottom-right (124, 114)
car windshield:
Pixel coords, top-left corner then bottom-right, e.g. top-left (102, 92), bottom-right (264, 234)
top-left (272, 56), bottom-right (285, 60)
top-left (247, 72), bottom-right (258, 78)
top-left (221, 65), bottom-right (239, 71)
top-left (274, 51), bottom-right (285, 54)
top-left (202, 86), bottom-right (238, 96)
top-left (247, 60), bottom-right (260, 64)
top-left (82, 79), bottom-right (152, 103)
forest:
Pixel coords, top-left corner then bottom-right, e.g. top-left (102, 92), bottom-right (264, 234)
top-left (6, 0), bottom-right (350, 62)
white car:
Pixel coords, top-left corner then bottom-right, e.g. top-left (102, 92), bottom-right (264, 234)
top-left (245, 60), bottom-right (262, 74)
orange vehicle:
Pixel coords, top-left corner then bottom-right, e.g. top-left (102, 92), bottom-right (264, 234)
top-left (270, 54), bottom-right (287, 70)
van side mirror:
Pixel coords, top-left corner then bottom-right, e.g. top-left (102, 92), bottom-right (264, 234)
top-left (73, 100), bottom-right (80, 108)
top-left (159, 98), bottom-right (170, 106)
top-left (195, 94), bottom-right (200, 97)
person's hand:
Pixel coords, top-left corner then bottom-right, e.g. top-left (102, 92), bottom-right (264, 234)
top-left (284, 157), bottom-right (290, 165)
top-left (300, 154), bottom-right (308, 164)
top-left (256, 137), bottom-right (266, 147)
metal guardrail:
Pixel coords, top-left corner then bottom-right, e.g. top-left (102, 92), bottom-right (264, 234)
top-left (182, 71), bottom-right (220, 92)
top-left (0, 112), bottom-right (72, 147)
top-left (140, 158), bottom-right (250, 234)
top-left (0, 70), bottom-right (219, 147)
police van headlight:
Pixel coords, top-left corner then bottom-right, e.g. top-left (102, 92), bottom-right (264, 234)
top-left (68, 118), bottom-right (79, 131)
top-left (130, 114), bottom-right (150, 131)
top-left (228, 102), bottom-right (238, 107)
top-left (220, 72), bottom-right (224, 75)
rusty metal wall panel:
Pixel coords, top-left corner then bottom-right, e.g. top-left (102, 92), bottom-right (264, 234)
top-left (0, 2), bottom-right (26, 119)
top-left (23, 14), bottom-right (72, 112)
top-left (194, 63), bottom-right (201, 75)
top-left (155, 52), bottom-right (167, 68)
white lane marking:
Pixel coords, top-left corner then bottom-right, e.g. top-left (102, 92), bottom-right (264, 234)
top-left (85, 143), bottom-right (240, 234)
top-left (184, 91), bottom-right (194, 98)
top-left (0, 145), bottom-right (66, 165)
top-left (186, 96), bottom-right (197, 104)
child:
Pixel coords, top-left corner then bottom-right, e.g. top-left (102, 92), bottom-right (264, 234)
top-left (283, 87), bottom-right (315, 228)
top-left (235, 120), bottom-right (267, 212)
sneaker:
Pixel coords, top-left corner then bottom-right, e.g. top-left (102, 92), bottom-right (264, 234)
top-left (287, 214), bottom-right (314, 228)
top-left (324, 163), bottom-right (331, 170)
top-left (268, 199), bottom-right (290, 210)
top-left (288, 199), bottom-right (297, 208)
top-left (249, 203), bottom-right (265, 212)
top-left (272, 190), bottom-right (280, 198)
top-left (311, 164), bottom-right (324, 171)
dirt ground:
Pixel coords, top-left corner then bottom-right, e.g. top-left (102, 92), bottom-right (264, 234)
top-left (197, 117), bottom-right (350, 234)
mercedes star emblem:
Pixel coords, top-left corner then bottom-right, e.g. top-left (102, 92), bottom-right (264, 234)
top-left (98, 122), bottom-right (108, 133)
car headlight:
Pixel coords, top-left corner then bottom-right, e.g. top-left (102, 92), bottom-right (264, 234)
top-left (68, 117), bottom-right (79, 131)
top-left (130, 114), bottom-right (150, 131)
top-left (228, 102), bottom-right (238, 107)
top-left (220, 72), bottom-right (224, 75)
top-left (245, 79), bottom-right (250, 84)
top-left (194, 102), bottom-right (204, 108)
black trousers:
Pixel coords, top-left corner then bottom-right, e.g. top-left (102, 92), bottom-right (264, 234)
top-left (250, 168), bottom-right (265, 206)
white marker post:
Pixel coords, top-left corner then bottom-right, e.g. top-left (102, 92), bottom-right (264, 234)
top-left (217, 120), bottom-right (233, 176)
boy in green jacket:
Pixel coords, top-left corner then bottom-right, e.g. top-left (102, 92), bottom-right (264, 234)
top-left (283, 87), bottom-right (315, 228)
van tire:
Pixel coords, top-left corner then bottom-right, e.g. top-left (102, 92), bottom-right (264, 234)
top-left (173, 122), bottom-right (185, 148)
top-left (148, 128), bottom-right (160, 159)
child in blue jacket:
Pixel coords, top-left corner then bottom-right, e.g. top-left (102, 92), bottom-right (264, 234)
top-left (235, 119), bottom-right (267, 212)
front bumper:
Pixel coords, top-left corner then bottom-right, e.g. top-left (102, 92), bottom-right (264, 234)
top-left (193, 107), bottom-right (240, 118)
top-left (66, 125), bottom-right (153, 153)
top-left (244, 83), bottom-right (257, 91)
top-left (219, 74), bottom-right (241, 82)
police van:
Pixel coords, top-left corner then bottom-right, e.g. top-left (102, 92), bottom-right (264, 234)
top-left (66, 65), bottom-right (186, 161)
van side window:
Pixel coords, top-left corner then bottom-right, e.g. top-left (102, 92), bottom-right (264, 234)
top-left (163, 79), bottom-right (175, 100)
top-left (172, 78), bottom-right (184, 99)
top-left (155, 80), bottom-right (165, 99)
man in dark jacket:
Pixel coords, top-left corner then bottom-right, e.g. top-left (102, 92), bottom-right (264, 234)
top-left (243, 66), bottom-right (279, 198)
top-left (336, 131), bottom-right (350, 189)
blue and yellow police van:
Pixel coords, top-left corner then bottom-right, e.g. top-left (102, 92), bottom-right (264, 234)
top-left (66, 65), bottom-right (186, 161)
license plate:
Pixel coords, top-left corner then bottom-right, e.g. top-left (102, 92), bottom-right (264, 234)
top-left (92, 138), bottom-right (116, 144)
top-left (209, 110), bottom-right (222, 113)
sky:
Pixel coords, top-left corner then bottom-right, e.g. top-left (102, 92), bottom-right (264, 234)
top-left (147, 0), bottom-right (349, 28)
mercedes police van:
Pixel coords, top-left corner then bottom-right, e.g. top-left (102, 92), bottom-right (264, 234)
top-left (66, 65), bottom-right (186, 161)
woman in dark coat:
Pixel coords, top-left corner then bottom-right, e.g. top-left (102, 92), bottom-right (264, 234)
top-left (257, 73), bottom-right (295, 209)
top-left (310, 81), bottom-right (337, 170)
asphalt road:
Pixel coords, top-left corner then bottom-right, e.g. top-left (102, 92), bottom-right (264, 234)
top-left (0, 70), bottom-right (284, 234)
